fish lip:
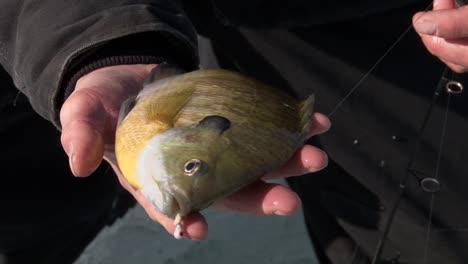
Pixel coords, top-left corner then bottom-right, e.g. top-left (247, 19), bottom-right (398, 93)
top-left (163, 185), bottom-right (191, 218)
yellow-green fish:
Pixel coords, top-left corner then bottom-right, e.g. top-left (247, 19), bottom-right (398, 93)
top-left (115, 63), bottom-right (314, 238)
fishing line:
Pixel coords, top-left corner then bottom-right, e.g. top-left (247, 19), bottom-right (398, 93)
top-left (369, 67), bottom-right (447, 264)
top-left (422, 94), bottom-right (451, 263)
top-left (422, 69), bottom-right (462, 263)
top-left (370, 66), bottom-right (464, 264)
top-left (324, 2), bottom-right (464, 263)
top-left (423, 194), bottom-right (436, 264)
top-left (327, 3), bottom-right (432, 118)
top-left (319, 1), bottom-right (466, 262)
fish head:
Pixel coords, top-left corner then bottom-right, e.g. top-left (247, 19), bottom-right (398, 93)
top-left (137, 115), bottom-right (231, 218)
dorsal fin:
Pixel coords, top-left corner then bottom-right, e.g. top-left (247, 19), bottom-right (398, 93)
top-left (144, 62), bottom-right (185, 86)
top-left (117, 96), bottom-right (137, 126)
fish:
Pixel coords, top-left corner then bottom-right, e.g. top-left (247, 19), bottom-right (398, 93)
top-left (114, 62), bottom-right (315, 237)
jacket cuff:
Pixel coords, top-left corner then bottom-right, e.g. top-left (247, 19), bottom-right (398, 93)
top-left (61, 55), bottom-right (165, 104)
top-left (55, 32), bottom-right (198, 127)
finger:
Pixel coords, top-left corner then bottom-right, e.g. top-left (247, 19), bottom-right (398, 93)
top-left (433, 0), bottom-right (455, 10)
top-left (107, 160), bottom-right (209, 240)
top-left (440, 57), bottom-right (468, 73)
top-left (413, 6), bottom-right (468, 37)
top-left (420, 34), bottom-right (468, 69)
top-left (61, 120), bottom-right (105, 176)
top-left (60, 89), bottom-right (108, 176)
top-left (212, 181), bottom-right (301, 216)
top-left (307, 112), bottom-right (331, 139)
top-left (263, 144), bottom-right (328, 180)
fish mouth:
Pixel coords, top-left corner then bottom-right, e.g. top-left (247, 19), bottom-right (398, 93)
top-left (163, 185), bottom-right (191, 218)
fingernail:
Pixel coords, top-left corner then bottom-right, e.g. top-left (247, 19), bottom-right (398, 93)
top-left (66, 143), bottom-right (77, 176)
top-left (272, 200), bottom-right (287, 216)
top-left (274, 211), bottom-right (289, 216)
top-left (274, 207), bottom-right (300, 216)
top-left (273, 196), bottom-right (301, 216)
top-left (69, 153), bottom-right (77, 176)
top-left (303, 150), bottom-right (328, 174)
top-left (414, 18), bottom-right (437, 35)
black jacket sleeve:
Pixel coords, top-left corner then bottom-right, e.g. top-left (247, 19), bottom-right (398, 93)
top-left (0, 0), bottom-right (199, 127)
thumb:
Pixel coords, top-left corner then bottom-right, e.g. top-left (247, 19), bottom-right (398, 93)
top-left (60, 89), bottom-right (106, 177)
top-left (434, 0), bottom-right (455, 10)
top-left (413, 4), bottom-right (468, 38)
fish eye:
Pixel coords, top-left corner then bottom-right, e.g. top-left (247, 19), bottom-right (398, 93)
top-left (184, 159), bottom-right (204, 176)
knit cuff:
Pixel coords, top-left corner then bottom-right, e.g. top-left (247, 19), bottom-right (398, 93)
top-left (62, 55), bottom-right (166, 101)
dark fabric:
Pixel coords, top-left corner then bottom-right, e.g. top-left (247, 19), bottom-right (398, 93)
top-left (190, 2), bottom-right (468, 263)
top-left (0, 2), bottom-right (199, 263)
top-left (199, 0), bottom-right (423, 28)
top-left (0, 0), bottom-right (198, 127)
top-left (0, 67), bottom-right (136, 264)
top-left (0, 0), bottom-right (424, 128)
top-left (0, 1), bottom-right (198, 263)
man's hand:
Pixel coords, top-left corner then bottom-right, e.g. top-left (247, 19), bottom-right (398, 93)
top-left (59, 64), bottom-right (330, 240)
top-left (413, 0), bottom-right (468, 73)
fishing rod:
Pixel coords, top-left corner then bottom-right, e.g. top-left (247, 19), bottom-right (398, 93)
top-left (370, 1), bottom-right (467, 261)
top-left (370, 67), bottom-right (463, 264)
top-left (326, 1), bottom-right (466, 263)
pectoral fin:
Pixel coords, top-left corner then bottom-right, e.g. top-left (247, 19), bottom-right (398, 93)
top-left (197, 116), bottom-right (231, 134)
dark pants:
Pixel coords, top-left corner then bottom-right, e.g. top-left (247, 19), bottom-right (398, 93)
top-left (0, 69), bottom-right (135, 264)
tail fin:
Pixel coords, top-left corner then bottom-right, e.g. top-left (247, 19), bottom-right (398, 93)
top-left (299, 94), bottom-right (315, 140)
